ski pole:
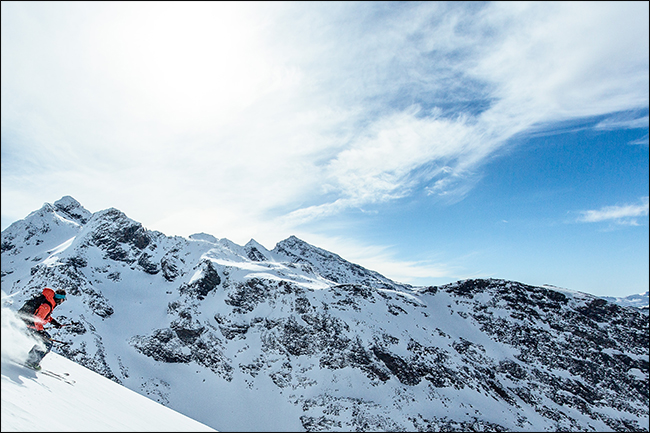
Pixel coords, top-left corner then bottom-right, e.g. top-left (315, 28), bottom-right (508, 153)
top-left (45, 321), bottom-right (78, 330)
top-left (49, 338), bottom-right (71, 345)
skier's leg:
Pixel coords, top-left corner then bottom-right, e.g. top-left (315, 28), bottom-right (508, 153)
top-left (26, 344), bottom-right (45, 365)
top-left (40, 331), bottom-right (53, 355)
top-left (26, 330), bottom-right (53, 367)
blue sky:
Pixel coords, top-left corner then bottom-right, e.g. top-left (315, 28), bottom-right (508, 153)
top-left (1, 2), bottom-right (648, 297)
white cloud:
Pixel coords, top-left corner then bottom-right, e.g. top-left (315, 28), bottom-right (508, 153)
top-left (325, 109), bottom-right (478, 203)
top-left (595, 115), bottom-right (649, 131)
top-left (628, 133), bottom-right (650, 146)
top-left (577, 197), bottom-right (650, 225)
top-left (270, 1), bottom-right (650, 223)
top-left (2, 1), bottom-right (649, 250)
top-left (471, 2), bottom-right (649, 120)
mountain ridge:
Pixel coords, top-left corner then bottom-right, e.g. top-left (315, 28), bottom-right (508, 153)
top-left (1, 196), bottom-right (648, 432)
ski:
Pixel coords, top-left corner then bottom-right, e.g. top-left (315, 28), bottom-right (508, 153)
top-left (19, 362), bottom-right (75, 385)
top-left (38, 369), bottom-right (76, 385)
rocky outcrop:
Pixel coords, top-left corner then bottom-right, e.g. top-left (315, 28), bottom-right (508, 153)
top-left (180, 259), bottom-right (221, 300)
top-left (87, 209), bottom-right (152, 263)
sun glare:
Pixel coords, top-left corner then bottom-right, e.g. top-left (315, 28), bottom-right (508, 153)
top-left (94, 2), bottom-right (279, 130)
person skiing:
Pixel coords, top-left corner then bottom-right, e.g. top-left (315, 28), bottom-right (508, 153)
top-left (18, 287), bottom-right (68, 370)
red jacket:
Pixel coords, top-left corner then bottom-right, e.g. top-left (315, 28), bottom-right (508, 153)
top-left (30, 288), bottom-right (57, 331)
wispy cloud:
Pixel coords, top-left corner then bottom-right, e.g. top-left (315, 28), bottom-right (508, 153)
top-left (1, 1), bottom-right (648, 247)
top-left (271, 1), bottom-right (650, 224)
top-left (595, 114), bottom-right (649, 131)
top-left (577, 197), bottom-right (650, 225)
top-left (629, 133), bottom-right (650, 146)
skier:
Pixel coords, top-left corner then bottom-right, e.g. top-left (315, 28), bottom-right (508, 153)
top-left (18, 287), bottom-right (68, 370)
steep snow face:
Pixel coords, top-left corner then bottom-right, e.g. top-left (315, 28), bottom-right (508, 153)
top-left (1, 196), bottom-right (648, 432)
top-left (1, 304), bottom-right (215, 432)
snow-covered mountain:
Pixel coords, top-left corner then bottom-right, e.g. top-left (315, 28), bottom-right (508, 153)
top-left (1, 196), bottom-right (648, 431)
top-left (601, 291), bottom-right (649, 310)
top-left (1, 303), bottom-right (216, 432)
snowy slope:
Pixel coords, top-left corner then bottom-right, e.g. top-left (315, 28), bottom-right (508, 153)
top-left (1, 305), bottom-right (216, 432)
top-left (1, 196), bottom-right (648, 432)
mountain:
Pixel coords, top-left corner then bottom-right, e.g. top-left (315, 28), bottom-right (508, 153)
top-left (1, 305), bottom-right (216, 432)
top-left (1, 196), bottom-right (648, 432)
top-left (601, 291), bottom-right (649, 310)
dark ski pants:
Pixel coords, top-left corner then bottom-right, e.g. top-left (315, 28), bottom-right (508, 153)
top-left (26, 329), bottom-right (53, 366)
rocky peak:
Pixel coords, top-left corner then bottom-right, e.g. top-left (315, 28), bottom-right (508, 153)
top-left (275, 234), bottom-right (305, 247)
top-left (273, 235), bottom-right (322, 255)
top-left (273, 235), bottom-right (342, 264)
top-left (244, 239), bottom-right (272, 262)
top-left (1, 197), bottom-right (88, 255)
top-left (273, 235), bottom-right (405, 289)
top-left (53, 195), bottom-right (92, 224)
top-left (82, 208), bottom-right (152, 262)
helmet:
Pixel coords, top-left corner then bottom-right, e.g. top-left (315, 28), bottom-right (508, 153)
top-left (54, 289), bottom-right (67, 303)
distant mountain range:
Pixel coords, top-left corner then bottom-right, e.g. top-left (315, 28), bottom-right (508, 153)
top-left (602, 292), bottom-right (649, 310)
top-left (1, 196), bottom-right (648, 432)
